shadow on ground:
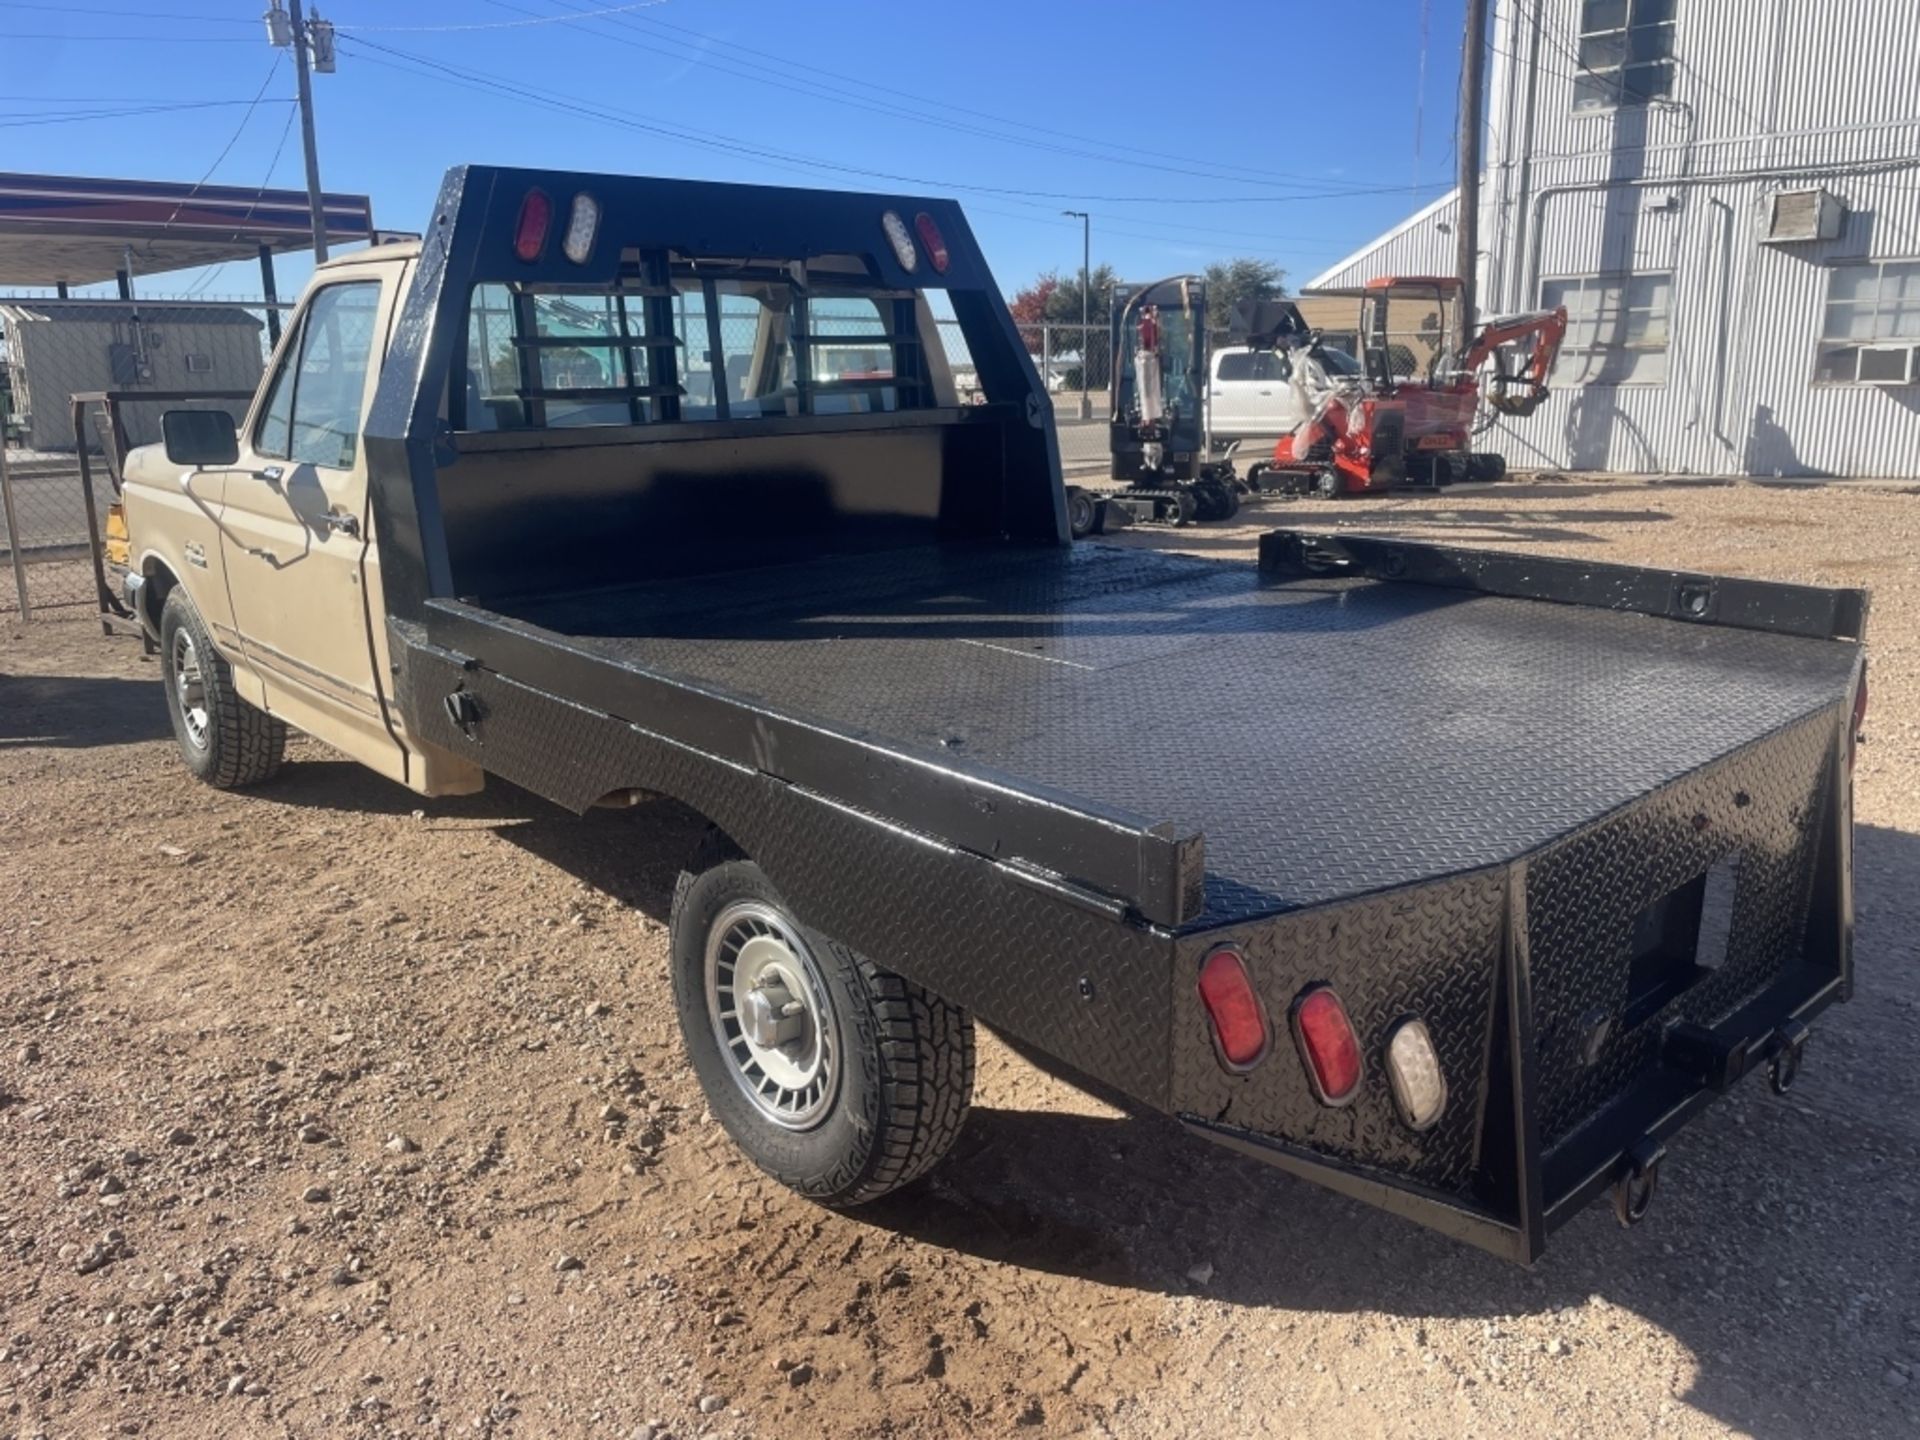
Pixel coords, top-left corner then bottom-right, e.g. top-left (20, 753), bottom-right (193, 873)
top-left (171, 721), bottom-right (1920, 1440)
top-left (0, 671), bottom-right (171, 747)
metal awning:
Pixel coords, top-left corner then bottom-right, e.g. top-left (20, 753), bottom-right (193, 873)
top-left (0, 171), bottom-right (374, 287)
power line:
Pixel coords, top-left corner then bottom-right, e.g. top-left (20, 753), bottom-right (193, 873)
top-left (183, 100), bottom-right (302, 298)
top-left (0, 99), bottom-right (292, 128)
top-left (0, 30), bottom-right (259, 42)
top-left (337, 33), bottom-right (1447, 208)
top-left (509, 0), bottom-right (1406, 195)
top-left (159, 55), bottom-right (286, 234)
top-left (480, 0), bottom-right (1405, 197)
top-left (335, 2), bottom-right (669, 33)
top-left (0, 1), bottom-right (252, 19)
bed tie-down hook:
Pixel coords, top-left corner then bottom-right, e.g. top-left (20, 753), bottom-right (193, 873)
top-left (1613, 1137), bottom-right (1666, 1228)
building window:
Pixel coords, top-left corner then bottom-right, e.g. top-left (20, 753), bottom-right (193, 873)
top-left (1574, 0), bottom-right (1676, 111)
top-left (1540, 272), bottom-right (1671, 386)
top-left (1816, 260), bottom-right (1920, 385)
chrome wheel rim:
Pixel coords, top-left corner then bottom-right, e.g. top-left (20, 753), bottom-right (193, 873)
top-left (704, 901), bottom-right (838, 1131)
top-left (170, 628), bottom-right (210, 751)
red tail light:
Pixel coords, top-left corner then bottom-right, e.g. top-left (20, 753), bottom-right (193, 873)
top-left (1291, 986), bottom-right (1361, 1105)
top-left (1849, 664), bottom-right (1868, 771)
top-left (913, 211), bottom-right (950, 274)
top-left (514, 188), bottom-right (552, 263)
top-left (1197, 948), bottom-right (1268, 1070)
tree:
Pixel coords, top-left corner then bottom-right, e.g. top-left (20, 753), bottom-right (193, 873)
top-left (1203, 257), bottom-right (1288, 334)
top-left (1044, 263), bottom-right (1120, 338)
top-left (1005, 271), bottom-right (1059, 330)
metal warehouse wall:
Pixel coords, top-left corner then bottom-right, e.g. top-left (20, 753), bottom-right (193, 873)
top-left (1309, 191), bottom-right (1458, 293)
top-left (1322, 0), bottom-right (1920, 478)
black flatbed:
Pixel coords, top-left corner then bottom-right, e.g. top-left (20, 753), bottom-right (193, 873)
top-left (447, 541), bottom-right (1859, 930)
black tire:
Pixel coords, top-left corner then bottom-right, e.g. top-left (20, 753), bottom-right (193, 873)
top-left (1468, 452), bottom-right (1507, 483)
top-left (1065, 485), bottom-right (1098, 540)
top-left (1316, 469), bottom-right (1342, 499)
top-left (159, 588), bottom-right (287, 788)
top-left (1163, 489), bottom-right (1197, 526)
top-left (670, 857), bottom-right (975, 1206)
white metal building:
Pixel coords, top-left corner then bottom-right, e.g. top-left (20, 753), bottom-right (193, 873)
top-left (1309, 0), bottom-right (1920, 477)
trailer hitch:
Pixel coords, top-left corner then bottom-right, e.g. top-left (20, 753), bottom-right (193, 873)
top-left (1765, 1019), bottom-right (1811, 1095)
top-left (1612, 1138), bottom-right (1666, 1228)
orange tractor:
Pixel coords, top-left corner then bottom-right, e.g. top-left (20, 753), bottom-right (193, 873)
top-left (1253, 276), bottom-right (1566, 496)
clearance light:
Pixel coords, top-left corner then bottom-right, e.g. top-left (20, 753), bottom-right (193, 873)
top-left (880, 210), bottom-right (918, 273)
top-left (1197, 947), bottom-right (1268, 1071)
top-left (514, 188), bottom-right (552, 263)
top-left (1385, 1018), bottom-right (1447, 1131)
top-left (561, 192), bottom-right (600, 265)
top-left (1291, 986), bottom-right (1361, 1105)
top-left (914, 211), bottom-right (950, 274)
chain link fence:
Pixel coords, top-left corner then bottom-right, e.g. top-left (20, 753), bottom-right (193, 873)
top-left (1, 295), bottom-right (288, 616)
top-left (933, 317), bottom-right (1113, 471)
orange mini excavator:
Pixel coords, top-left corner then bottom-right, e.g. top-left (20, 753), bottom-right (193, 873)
top-left (1262, 276), bottom-right (1566, 496)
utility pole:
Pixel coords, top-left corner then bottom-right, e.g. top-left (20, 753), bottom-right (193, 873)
top-left (1453, 0), bottom-right (1489, 364)
top-left (1062, 210), bottom-right (1090, 419)
top-left (271, 0), bottom-right (332, 262)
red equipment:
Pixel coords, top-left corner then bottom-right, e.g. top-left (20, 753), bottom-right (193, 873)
top-left (1279, 276), bottom-right (1568, 492)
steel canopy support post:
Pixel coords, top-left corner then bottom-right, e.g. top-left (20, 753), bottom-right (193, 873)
top-left (0, 438), bottom-right (29, 620)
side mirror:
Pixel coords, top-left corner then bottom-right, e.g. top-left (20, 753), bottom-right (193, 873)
top-left (161, 409), bottom-right (239, 467)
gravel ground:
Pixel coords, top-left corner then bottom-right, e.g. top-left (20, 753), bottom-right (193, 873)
top-left (3, 475), bottom-right (1918, 1440)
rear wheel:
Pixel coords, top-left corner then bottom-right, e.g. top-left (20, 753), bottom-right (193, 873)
top-left (1316, 469), bottom-right (1342, 499)
top-left (1065, 485), bottom-right (1098, 540)
top-left (1467, 451), bottom-right (1507, 483)
top-left (670, 857), bottom-right (975, 1205)
top-left (159, 589), bottom-right (286, 788)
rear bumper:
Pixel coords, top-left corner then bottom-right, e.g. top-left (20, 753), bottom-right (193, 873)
top-left (1169, 699), bottom-right (1861, 1264)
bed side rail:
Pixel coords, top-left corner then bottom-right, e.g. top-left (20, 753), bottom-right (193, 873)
top-left (1258, 530), bottom-right (1869, 645)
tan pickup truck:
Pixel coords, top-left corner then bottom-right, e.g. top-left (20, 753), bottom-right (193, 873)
top-left (117, 164), bottom-right (1870, 1263)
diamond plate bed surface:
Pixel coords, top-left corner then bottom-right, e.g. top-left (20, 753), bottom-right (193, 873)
top-left (482, 542), bottom-right (1859, 929)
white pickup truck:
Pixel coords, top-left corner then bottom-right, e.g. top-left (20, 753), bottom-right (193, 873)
top-left (1206, 341), bottom-right (1367, 452)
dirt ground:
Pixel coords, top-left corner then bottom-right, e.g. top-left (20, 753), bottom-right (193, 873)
top-left (4, 476), bottom-right (1919, 1440)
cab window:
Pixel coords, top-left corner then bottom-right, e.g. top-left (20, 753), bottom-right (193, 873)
top-left (255, 281), bottom-right (382, 468)
top-left (456, 251), bottom-right (940, 431)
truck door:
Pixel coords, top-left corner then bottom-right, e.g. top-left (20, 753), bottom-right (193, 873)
top-left (1209, 349), bottom-right (1260, 436)
top-left (1211, 349), bottom-right (1290, 439)
top-left (216, 272), bottom-right (401, 769)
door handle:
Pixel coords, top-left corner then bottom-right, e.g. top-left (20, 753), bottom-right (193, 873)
top-left (321, 511), bottom-right (361, 539)
top-left (1257, 389), bottom-right (1273, 396)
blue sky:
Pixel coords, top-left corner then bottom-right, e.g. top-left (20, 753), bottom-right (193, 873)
top-left (3, 0), bottom-right (1463, 301)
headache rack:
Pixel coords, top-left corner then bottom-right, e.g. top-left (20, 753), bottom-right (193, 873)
top-left (453, 254), bottom-right (940, 431)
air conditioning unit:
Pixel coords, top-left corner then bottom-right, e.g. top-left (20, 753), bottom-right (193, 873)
top-left (1856, 346), bottom-right (1917, 386)
top-left (1763, 188), bottom-right (1844, 244)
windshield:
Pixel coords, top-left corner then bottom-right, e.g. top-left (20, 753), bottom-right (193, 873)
top-left (1313, 343), bottom-right (1364, 377)
top-left (1155, 306), bottom-right (1198, 417)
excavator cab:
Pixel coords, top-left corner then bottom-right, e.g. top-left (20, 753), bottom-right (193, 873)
top-left (1104, 276), bottom-right (1240, 524)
